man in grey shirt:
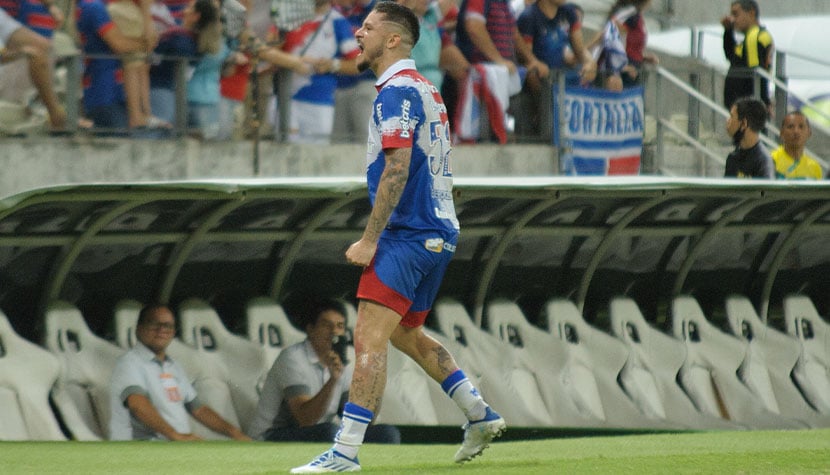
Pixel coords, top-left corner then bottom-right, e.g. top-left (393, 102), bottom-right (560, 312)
top-left (109, 304), bottom-right (251, 441)
top-left (248, 298), bottom-right (399, 443)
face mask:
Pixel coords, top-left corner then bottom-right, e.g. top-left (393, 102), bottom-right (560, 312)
top-left (732, 125), bottom-right (745, 147)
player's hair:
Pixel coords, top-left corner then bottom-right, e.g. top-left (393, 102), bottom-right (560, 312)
top-left (374, 1), bottom-right (420, 47)
top-left (607, 0), bottom-right (650, 20)
top-left (731, 0), bottom-right (759, 18)
top-left (137, 304), bottom-right (172, 326)
top-left (733, 97), bottom-right (768, 132)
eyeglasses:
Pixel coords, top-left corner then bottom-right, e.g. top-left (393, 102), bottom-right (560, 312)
top-left (145, 322), bottom-right (176, 332)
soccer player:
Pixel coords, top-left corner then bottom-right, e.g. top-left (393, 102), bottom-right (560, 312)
top-left (290, 2), bottom-right (505, 472)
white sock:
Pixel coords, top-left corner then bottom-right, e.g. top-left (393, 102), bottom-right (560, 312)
top-left (333, 402), bottom-right (372, 460)
top-left (441, 369), bottom-right (488, 421)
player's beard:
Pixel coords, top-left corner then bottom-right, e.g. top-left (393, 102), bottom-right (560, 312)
top-left (357, 43), bottom-right (383, 73)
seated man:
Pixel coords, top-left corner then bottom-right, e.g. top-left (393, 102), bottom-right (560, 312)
top-left (0, 5), bottom-right (66, 130)
top-left (109, 304), bottom-right (251, 441)
top-left (248, 298), bottom-right (399, 444)
top-left (771, 111), bottom-right (823, 180)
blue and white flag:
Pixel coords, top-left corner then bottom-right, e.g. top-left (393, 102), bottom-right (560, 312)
top-left (555, 86), bottom-right (645, 175)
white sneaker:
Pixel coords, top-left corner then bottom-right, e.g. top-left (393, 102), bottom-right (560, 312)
top-left (454, 407), bottom-right (507, 463)
top-left (290, 449), bottom-right (361, 473)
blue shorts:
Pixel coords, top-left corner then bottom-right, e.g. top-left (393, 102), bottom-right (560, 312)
top-left (357, 235), bottom-right (456, 327)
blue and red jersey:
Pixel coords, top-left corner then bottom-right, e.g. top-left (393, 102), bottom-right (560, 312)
top-left (75, 0), bottom-right (125, 110)
top-left (366, 59), bottom-right (460, 241)
top-left (456, 0), bottom-right (515, 63)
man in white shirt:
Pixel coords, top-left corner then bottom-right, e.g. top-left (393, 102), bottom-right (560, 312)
top-left (109, 304), bottom-right (251, 441)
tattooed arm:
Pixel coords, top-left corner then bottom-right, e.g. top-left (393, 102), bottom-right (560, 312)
top-left (345, 147), bottom-right (411, 267)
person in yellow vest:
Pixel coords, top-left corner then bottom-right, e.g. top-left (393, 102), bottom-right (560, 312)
top-left (771, 111), bottom-right (823, 180)
top-left (721, 0), bottom-right (773, 110)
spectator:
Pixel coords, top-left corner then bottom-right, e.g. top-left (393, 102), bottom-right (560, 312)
top-left (109, 304), bottom-right (252, 441)
top-left (0, 2), bottom-right (66, 131)
top-left (107, 0), bottom-right (163, 129)
top-left (75, 0), bottom-right (151, 135)
top-left (453, 0), bottom-right (546, 140)
top-left (394, 0), bottom-right (469, 91)
top-left (721, 0), bottom-right (772, 110)
top-left (619, 0), bottom-right (657, 87)
top-left (517, 0), bottom-right (595, 90)
top-left (514, 0), bottom-right (593, 139)
top-left (588, 0), bottom-right (655, 90)
top-left (248, 298), bottom-right (400, 444)
top-left (187, 33), bottom-right (227, 139)
top-left (724, 97), bottom-right (773, 178)
top-left (771, 111), bottom-right (823, 180)
top-left (331, 0), bottom-right (376, 144)
top-left (281, 0), bottom-right (359, 144)
top-left (149, 0), bottom-right (221, 129)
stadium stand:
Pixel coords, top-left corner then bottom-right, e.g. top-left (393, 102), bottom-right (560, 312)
top-left (671, 296), bottom-right (807, 429)
top-left (432, 298), bottom-right (554, 427)
top-left (485, 299), bottom-right (610, 428)
top-left (178, 298), bottom-right (269, 433)
top-left (609, 297), bottom-right (744, 430)
top-left (725, 295), bottom-right (830, 427)
top-left (112, 299), bottom-right (242, 440)
top-left (783, 295), bottom-right (830, 415)
top-left (543, 299), bottom-right (677, 429)
top-left (0, 311), bottom-right (66, 440)
top-left (44, 301), bottom-right (124, 440)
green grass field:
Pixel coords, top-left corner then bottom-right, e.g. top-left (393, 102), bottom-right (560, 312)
top-left (2, 429), bottom-right (829, 474)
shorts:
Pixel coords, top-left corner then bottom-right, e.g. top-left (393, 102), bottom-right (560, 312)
top-left (357, 236), bottom-right (456, 328)
top-left (0, 8), bottom-right (22, 44)
top-left (107, 1), bottom-right (147, 64)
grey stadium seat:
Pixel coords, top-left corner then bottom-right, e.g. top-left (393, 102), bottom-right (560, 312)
top-left (610, 297), bottom-right (742, 430)
top-left (0, 311), bottom-right (66, 440)
top-left (44, 300), bottom-right (125, 440)
top-left (178, 298), bottom-right (269, 433)
top-left (432, 298), bottom-right (554, 427)
top-left (671, 296), bottom-right (806, 429)
top-left (726, 295), bottom-right (830, 427)
top-left (543, 299), bottom-right (676, 429)
top-left (783, 295), bottom-right (830, 415)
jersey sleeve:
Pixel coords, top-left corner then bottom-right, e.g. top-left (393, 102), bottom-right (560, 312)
top-left (375, 85), bottom-right (420, 150)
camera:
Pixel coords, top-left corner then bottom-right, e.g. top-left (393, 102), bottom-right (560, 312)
top-left (332, 334), bottom-right (349, 366)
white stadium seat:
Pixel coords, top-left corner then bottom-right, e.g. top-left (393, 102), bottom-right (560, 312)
top-left (334, 300), bottom-right (440, 425)
top-left (609, 297), bottom-right (742, 430)
top-left (726, 295), bottom-right (830, 427)
top-left (486, 299), bottom-right (609, 428)
top-left (0, 312), bottom-right (66, 440)
top-left (672, 296), bottom-right (806, 429)
top-left (245, 297), bottom-right (307, 371)
top-left (544, 299), bottom-right (675, 429)
top-left (375, 344), bottom-right (441, 426)
top-left (178, 298), bottom-right (269, 433)
top-left (112, 299), bottom-right (241, 440)
top-left (44, 301), bottom-right (125, 440)
top-left (432, 298), bottom-right (554, 427)
top-left (783, 295), bottom-right (830, 415)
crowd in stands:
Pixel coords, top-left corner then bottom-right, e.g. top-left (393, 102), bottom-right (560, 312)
top-left (0, 0), bottom-right (826, 178)
top-left (0, 0), bottom-right (657, 141)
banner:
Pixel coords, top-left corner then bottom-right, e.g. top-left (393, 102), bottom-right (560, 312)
top-left (555, 86), bottom-right (645, 175)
